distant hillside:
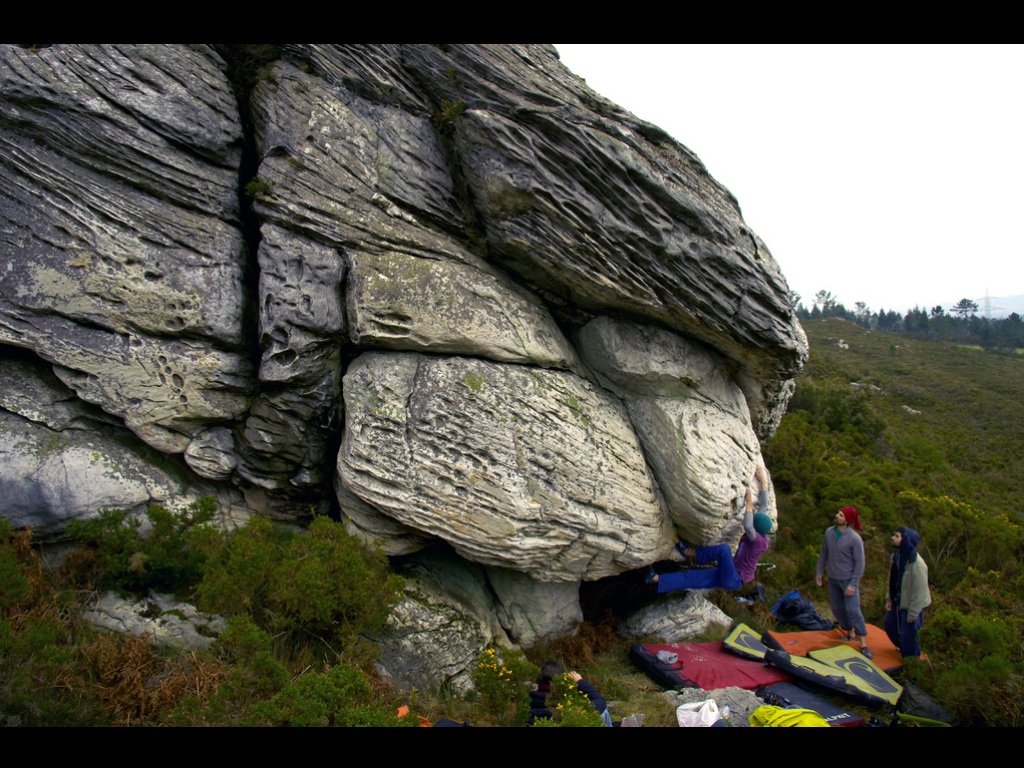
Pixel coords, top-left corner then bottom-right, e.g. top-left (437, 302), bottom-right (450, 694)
top-left (764, 318), bottom-right (1024, 726)
top-left (792, 318), bottom-right (1023, 513)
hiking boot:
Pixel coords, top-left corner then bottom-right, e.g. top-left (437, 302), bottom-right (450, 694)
top-left (673, 539), bottom-right (696, 564)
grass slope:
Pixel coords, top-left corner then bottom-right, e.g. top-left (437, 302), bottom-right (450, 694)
top-left (763, 318), bottom-right (1024, 725)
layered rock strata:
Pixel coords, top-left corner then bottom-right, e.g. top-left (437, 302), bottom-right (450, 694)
top-left (1, 44), bottom-right (806, 659)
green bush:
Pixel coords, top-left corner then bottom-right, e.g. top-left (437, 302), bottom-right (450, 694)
top-left (895, 491), bottom-right (1024, 588)
top-left (3, 518), bottom-right (106, 724)
top-left (3, 506), bottom-right (415, 726)
top-left (249, 662), bottom-right (411, 727)
top-left (193, 515), bottom-right (404, 654)
top-left (214, 615), bottom-right (289, 695)
top-left (66, 498), bottom-right (216, 595)
top-left (243, 176), bottom-right (273, 198)
top-left (788, 378), bottom-right (885, 442)
top-left (931, 654), bottom-right (1024, 727)
top-left (166, 615), bottom-right (289, 726)
top-left (470, 646), bottom-right (533, 726)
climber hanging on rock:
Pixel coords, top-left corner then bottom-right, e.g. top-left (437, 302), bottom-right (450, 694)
top-left (647, 465), bottom-right (773, 600)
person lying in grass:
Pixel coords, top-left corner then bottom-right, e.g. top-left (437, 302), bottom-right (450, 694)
top-left (527, 660), bottom-right (612, 727)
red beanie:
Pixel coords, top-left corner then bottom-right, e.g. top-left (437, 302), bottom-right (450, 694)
top-left (841, 506), bottom-right (862, 531)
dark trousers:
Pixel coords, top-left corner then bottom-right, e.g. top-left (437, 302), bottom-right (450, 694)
top-left (884, 607), bottom-right (924, 657)
top-left (656, 544), bottom-right (743, 593)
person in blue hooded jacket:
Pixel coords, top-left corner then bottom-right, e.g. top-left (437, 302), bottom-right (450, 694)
top-left (884, 527), bottom-right (932, 658)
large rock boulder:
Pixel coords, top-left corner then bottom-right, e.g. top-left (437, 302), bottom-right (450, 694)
top-left (1, 44), bottom-right (805, 658)
top-left (0, 357), bottom-right (249, 536)
top-left (338, 351), bottom-right (675, 581)
top-left (372, 552), bottom-right (508, 696)
top-left (486, 568), bottom-right (583, 646)
top-left (346, 250), bottom-right (578, 369)
top-left (579, 316), bottom-right (771, 544)
top-left (0, 45), bottom-right (251, 456)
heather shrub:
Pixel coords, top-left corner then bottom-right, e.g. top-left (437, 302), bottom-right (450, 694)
top-left (902, 568), bottom-right (1024, 726)
top-left (193, 515), bottom-right (404, 654)
top-left (894, 491), bottom-right (1024, 587)
top-left (0, 521), bottom-right (109, 725)
top-left (787, 378), bottom-right (885, 442)
top-left (66, 497), bottom-right (216, 595)
top-left (930, 652), bottom-right (1024, 727)
top-left (248, 662), bottom-right (412, 727)
top-left (213, 615), bottom-right (289, 697)
top-left (166, 616), bottom-right (289, 726)
top-left (2, 507), bottom-right (413, 725)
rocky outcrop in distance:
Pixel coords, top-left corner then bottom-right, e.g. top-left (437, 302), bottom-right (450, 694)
top-left (1, 44), bottom-right (806, 673)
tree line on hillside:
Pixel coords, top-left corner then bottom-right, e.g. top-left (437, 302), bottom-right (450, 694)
top-left (791, 291), bottom-right (1024, 349)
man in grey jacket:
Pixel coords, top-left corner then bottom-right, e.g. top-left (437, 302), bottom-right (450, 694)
top-left (816, 507), bottom-right (872, 659)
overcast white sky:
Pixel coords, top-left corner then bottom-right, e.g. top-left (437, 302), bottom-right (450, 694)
top-left (555, 44), bottom-right (1023, 316)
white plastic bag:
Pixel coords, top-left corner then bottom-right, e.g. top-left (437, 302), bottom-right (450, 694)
top-left (676, 698), bottom-right (721, 727)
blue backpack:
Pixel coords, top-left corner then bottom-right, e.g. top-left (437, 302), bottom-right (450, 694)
top-left (770, 590), bottom-right (835, 631)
